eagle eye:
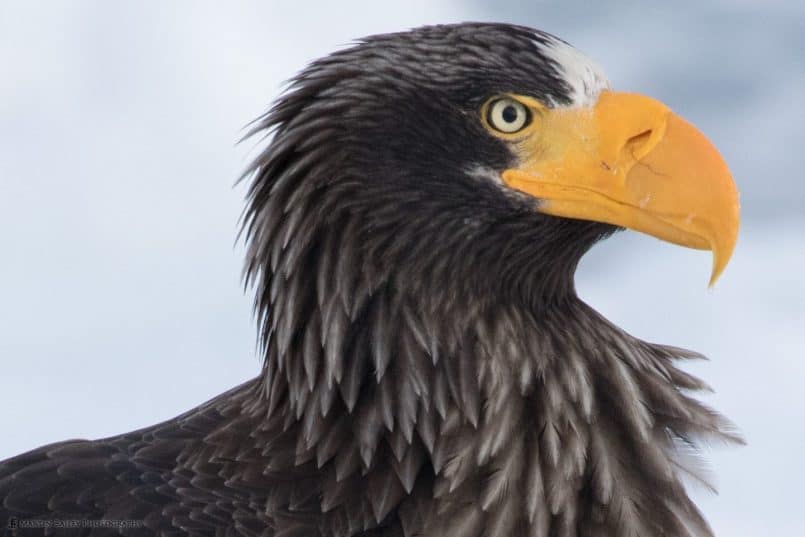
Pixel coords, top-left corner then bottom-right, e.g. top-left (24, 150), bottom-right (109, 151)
top-left (486, 97), bottom-right (530, 134)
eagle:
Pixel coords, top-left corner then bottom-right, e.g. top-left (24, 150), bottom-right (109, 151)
top-left (0, 23), bottom-right (740, 537)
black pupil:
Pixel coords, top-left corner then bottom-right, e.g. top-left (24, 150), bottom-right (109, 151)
top-left (501, 105), bottom-right (519, 123)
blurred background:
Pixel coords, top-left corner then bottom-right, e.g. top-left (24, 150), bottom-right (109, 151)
top-left (1, 1), bottom-right (803, 535)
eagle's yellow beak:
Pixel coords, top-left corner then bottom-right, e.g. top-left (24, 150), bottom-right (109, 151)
top-left (501, 90), bottom-right (740, 285)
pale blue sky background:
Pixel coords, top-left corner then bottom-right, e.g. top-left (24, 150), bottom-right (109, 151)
top-left (1, 2), bottom-right (803, 536)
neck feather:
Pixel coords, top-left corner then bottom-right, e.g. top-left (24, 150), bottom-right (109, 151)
top-left (240, 209), bottom-right (738, 536)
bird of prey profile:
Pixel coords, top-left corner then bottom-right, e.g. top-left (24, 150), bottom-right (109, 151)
top-left (0, 23), bottom-right (740, 537)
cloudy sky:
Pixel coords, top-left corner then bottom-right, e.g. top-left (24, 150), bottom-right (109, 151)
top-left (1, 1), bottom-right (803, 535)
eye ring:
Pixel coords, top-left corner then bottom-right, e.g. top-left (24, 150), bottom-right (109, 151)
top-left (486, 97), bottom-right (531, 134)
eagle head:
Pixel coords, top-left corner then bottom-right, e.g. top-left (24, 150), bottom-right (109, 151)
top-left (240, 23), bottom-right (741, 537)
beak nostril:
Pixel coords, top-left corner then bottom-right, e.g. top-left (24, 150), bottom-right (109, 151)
top-left (624, 130), bottom-right (653, 158)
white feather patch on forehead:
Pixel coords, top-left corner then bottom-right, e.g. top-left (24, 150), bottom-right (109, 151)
top-left (539, 35), bottom-right (611, 108)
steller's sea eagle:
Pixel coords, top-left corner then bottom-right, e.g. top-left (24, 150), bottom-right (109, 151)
top-left (0, 23), bottom-right (741, 537)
